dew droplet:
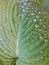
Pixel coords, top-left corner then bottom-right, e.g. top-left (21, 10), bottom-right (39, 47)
top-left (38, 11), bottom-right (41, 14)
top-left (36, 15), bottom-right (39, 19)
top-left (43, 24), bottom-right (46, 27)
top-left (44, 33), bottom-right (47, 36)
top-left (34, 19), bottom-right (36, 22)
top-left (0, 38), bottom-right (2, 43)
top-left (22, 9), bottom-right (25, 12)
top-left (31, 13), bottom-right (34, 16)
top-left (38, 29), bottom-right (42, 31)
top-left (35, 24), bottom-right (39, 27)
top-left (39, 36), bottom-right (43, 39)
top-left (25, 0), bottom-right (28, 2)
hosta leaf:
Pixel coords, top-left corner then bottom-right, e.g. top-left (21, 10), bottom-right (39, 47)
top-left (0, 0), bottom-right (49, 65)
top-left (16, 0), bottom-right (49, 65)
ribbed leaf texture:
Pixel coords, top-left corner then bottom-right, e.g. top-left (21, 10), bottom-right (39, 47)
top-left (43, 0), bottom-right (49, 12)
top-left (0, 0), bottom-right (49, 65)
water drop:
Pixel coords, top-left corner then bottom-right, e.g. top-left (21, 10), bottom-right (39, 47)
top-left (38, 29), bottom-right (41, 31)
top-left (39, 36), bottom-right (43, 39)
top-left (34, 19), bottom-right (36, 22)
top-left (31, 13), bottom-right (34, 16)
top-left (0, 38), bottom-right (2, 43)
top-left (25, 0), bottom-right (28, 2)
top-left (22, 9), bottom-right (25, 12)
top-left (35, 24), bottom-right (39, 27)
top-left (44, 33), bottom-right (47, 36)
top-left (38, 11), bottom-right (41, 14)
top-left (43, 25), bottom-right (46, 27)
top-left (36, 15), bottom-right (39, 19)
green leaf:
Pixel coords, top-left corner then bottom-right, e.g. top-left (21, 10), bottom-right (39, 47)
top-left (0, 0), bottom-right (18, 65)
top-left (16, 1), bottom-right (49, 65)
top-left (0, 0), bottom-right (49, 65)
